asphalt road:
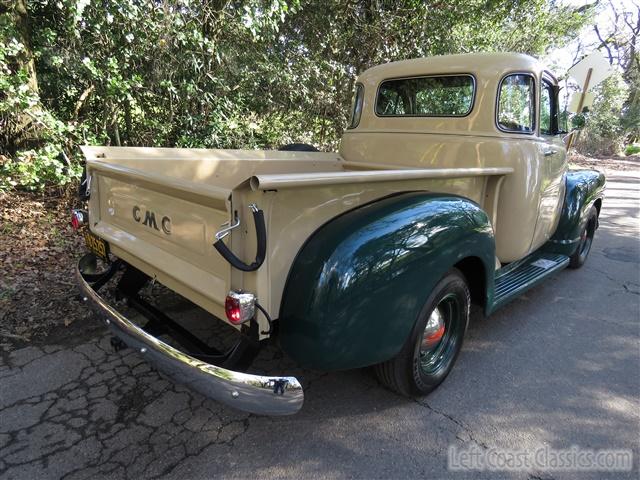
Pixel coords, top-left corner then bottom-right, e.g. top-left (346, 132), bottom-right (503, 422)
top-left (1, 166), bottom-right (638, 480)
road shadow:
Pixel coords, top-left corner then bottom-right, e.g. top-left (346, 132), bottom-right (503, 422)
top-left (2, 173), bottom-right (638, 479)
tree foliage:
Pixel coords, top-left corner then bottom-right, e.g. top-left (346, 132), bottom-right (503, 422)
top-left (1, 0), bottom-right (593, 190)
top-left (572, 0), bottom-right (640, 155)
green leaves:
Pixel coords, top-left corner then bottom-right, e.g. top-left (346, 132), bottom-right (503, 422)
top-left (1, 0), bottom-right (596, 191)
top-left (0, 144), bottom-right (81, 192)
top-left (577, 72), bottom-right (631, 155)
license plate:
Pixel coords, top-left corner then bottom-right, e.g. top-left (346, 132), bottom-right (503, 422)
top-left (84, 231), bottom-right (110, 261)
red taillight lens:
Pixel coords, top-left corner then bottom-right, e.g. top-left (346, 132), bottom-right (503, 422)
top-left (71, 209), bottom-right (87, 230)
top-left (225, 296), bottom-right (242, 324)
top-left (224, 291), bottom-right (256, 325)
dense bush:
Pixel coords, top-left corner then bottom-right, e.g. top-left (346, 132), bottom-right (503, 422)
top-left (574, 73), bottom-right (630, 156)
top-left (625, 144), bottom-right (640, 156)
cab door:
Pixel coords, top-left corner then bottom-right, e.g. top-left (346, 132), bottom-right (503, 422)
top-left (531, 74), bottom-right (567, 249)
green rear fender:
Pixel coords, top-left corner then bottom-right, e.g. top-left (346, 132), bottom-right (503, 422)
top-left (545, 170), bottom-right (605, 256)
top-left (278, 192), bottom-right (495, 371)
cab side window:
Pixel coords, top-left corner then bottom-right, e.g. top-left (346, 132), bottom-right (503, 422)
top-left (540, 79), bottom-right (557, 135)
top-left (497, 74), bottom-right (535, 133)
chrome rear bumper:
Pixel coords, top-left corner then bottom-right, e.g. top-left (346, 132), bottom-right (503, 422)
top-left (76, 260), bottom-right (304, 416)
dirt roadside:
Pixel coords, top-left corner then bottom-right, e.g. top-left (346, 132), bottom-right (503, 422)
top-left (0, 189), bottom-right (92, 350)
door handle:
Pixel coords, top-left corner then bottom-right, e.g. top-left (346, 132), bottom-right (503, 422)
top-left (543, 149), bottom-right (557, 157)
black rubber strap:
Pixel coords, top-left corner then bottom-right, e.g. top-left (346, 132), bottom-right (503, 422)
top-left (213, 209), bottom-right (266, 272)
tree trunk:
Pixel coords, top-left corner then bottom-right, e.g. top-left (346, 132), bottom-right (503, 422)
top-left (0, 0), bottom-right (43, 155)
top-left (10, 0), bottom-right (39, 94)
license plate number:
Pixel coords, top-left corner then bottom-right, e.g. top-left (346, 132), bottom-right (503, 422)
top-left (84, 231), bottom-right (109, 261)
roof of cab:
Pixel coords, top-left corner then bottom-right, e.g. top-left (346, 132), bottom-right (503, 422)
top-left (358, 52), bottom-right (545, 84)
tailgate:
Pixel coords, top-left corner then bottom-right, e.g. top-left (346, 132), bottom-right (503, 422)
top-left (85, 158), bottom-right (233, 321)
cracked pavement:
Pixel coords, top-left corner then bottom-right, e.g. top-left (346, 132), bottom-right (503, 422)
top-left (1, 168), bottom-right (639, 479)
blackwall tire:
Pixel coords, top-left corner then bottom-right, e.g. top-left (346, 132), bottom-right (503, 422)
top-left (569, 206), bottom-right (598, 269)
top-left (374, 269), bottom-right (470, 397)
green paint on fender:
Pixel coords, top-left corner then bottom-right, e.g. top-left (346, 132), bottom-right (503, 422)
top-left (279, 192), bottom-right (495, 371)
top-left (545, 170), bottom-right (605, 256)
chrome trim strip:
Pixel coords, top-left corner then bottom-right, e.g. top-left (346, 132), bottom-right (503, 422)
top-left (547, 237), bottom-right (580, 245)
top-left (76, 265), bottom-right (304, 416)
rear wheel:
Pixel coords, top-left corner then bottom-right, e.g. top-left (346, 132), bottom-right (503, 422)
top-left (375, 269), bottom-right (470, 396)
top-left (569, 206), bottom-right (598, 269)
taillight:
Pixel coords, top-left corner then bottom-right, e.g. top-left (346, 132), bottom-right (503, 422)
top-left (71, 209), bottom-right (88, 230)
top-left (225, 291), bottom-right (256, 325)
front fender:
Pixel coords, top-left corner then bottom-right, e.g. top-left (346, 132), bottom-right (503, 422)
top-left (278, 192), bottom-right (495, 371)
top-left (546, 170), bottom-right (605, 256)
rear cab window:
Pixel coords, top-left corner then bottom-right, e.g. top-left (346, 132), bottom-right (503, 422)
top-left (376, 75), bottom-right (475, 117)
top-left (497, 73), bottom-right (536, 133)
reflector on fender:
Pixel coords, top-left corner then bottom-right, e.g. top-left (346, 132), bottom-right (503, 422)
top-left (225, 291), bottom-right (256, 325)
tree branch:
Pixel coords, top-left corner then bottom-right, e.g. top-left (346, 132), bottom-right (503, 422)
top-left (73, 85), bottom-right (95, 121)
top-left (594, 24), bottom-right (614, 64)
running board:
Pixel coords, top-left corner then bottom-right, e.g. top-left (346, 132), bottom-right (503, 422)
top-left (491, 252), bottom-right (570, 312)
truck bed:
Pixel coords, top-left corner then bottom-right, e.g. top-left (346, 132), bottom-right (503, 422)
top-left (82, 146), bottom-right (511, 333)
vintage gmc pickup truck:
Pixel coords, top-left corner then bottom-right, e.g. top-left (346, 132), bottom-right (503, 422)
top-left (73, 53), bottom-right (605, 415)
